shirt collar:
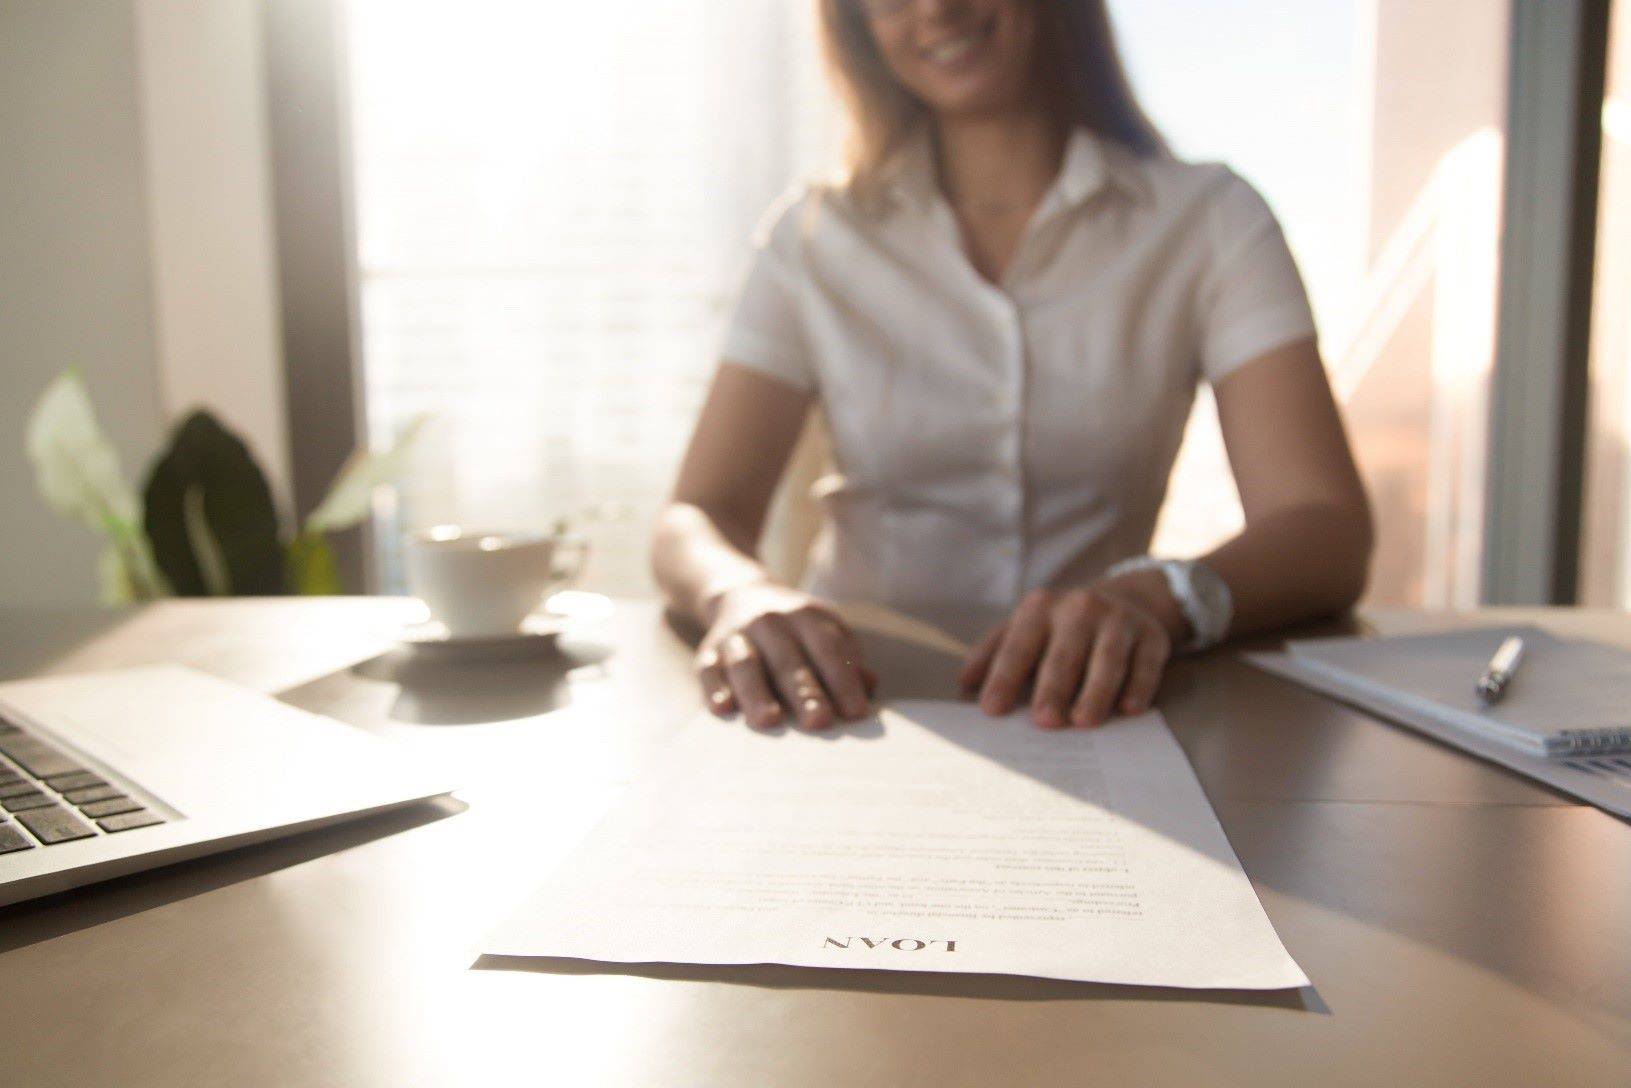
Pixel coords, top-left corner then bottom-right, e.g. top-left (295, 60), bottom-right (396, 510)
top-left (882, 125), bottom-right (1146, 212)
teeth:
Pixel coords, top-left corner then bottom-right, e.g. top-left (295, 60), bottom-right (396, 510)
top-left (926, 33), bottom-right (980, 65)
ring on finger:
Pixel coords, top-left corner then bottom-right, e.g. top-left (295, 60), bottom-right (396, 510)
top-left (788, 665), bottom-right (825, 703)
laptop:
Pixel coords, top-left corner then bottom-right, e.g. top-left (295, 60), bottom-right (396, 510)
top-left (0, 664), bottom-right (453, 908)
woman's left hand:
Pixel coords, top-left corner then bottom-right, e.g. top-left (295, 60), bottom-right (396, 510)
top-left (958, 582), bottom-right (1180, 729)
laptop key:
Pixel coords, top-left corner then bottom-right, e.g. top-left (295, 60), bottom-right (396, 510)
top-left (0, 823), bottom-right (33, 853)
top-left (98, 809), bottom-right (163, 833)
top-left (18, 805), bottom-right (96, 844)
top-left (0, 766), bottom-right (22, 785)
top-left (79, 795), bottom-right (142, 818)
top-left (0, 780), bottom-right (39, 799)
top-left (2, 790), bottom-right (57, 813)
top-left (63, 784), bottom-right (122, 806)
top-left (0, 735), bottom-right (84, 779)
top-left (44, 771), bottom-right (106, 793)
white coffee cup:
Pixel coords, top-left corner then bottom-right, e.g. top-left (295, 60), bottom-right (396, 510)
top-left (405, 525), bottom-right (588, 637)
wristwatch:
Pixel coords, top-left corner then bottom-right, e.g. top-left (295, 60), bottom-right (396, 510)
top-left (1104, 556), bottom-right (1234, 652)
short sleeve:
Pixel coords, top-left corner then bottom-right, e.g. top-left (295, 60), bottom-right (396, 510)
top-left (718, 189), bottom-right (817, 392)
top-left (1196, 170), bottom-right (1317, 384)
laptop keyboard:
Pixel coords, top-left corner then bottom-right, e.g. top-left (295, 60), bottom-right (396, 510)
top-left (0, 717), bottom-right (165, 854)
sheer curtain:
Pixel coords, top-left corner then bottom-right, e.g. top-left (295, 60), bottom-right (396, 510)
top-left (346, 0), bottom-right (833, 594)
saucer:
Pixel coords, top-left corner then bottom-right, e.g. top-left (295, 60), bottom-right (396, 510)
top-left (398, 611), bottom-right (567, 661)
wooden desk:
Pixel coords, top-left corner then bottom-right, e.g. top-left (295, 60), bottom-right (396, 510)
top-left (0, 598), bottom-right (1627, 1086)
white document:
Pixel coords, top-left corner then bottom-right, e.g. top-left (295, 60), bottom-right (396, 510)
top-left (485, 701), bottom-right (1308, 990)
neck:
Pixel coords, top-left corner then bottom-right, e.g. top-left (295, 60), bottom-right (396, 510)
top-left (932, 109), bottom-right (1066, 213)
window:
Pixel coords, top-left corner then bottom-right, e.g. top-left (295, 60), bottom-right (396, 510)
top-left (346, 0), bottom-right (831, 594)
top-left (1580, 0), bottom-right (1631, 607)
top-left (1128, 0), bottom-right (1510, 607)
top-left (348, 0), bottom-right (1511, 606)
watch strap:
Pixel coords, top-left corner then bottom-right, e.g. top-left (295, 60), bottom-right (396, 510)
top-left (1104, 556), bottom-right (1232, 652)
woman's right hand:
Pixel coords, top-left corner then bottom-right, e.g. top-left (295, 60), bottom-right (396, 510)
top-left (696, 582), bottom-right (877, 731)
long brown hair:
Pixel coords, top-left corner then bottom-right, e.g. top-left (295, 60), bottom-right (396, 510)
top-left (817, 0), bottom-right (1166, 206)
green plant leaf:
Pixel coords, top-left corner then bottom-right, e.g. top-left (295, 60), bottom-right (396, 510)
top-left (304, 414), bottom-right (430, 534)
top-left (97, 536), bottom-right (170, 604)
top-left (26, 372), bottom-right (140, 533)
top-left (143, 411), bottom-right (286, 596)
top-left (26, 372), bottom-right (169, 600)
top-left (182, 483), bottom-right (232, 596)
top-left (96, 545), bottom-right (138, 605)
top-left (286, 530), bottom-right (342, 595)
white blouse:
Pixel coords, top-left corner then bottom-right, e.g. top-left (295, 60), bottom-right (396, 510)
top-left (720, 126), bottom-right (1316, 612)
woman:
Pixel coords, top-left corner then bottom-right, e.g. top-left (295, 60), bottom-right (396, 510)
top-left (653, 0), bottom-right (1372, 732)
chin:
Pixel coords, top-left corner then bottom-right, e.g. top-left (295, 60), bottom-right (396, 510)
top-left (918, 81), bottom-right (1030, 119)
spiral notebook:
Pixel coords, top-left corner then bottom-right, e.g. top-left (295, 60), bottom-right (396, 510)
top-left (1246, 626), bottom-right (1631, 820)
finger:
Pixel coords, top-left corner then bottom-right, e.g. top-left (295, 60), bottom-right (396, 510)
top-left (721, 632), bottom-right (782, 729)
top-left (791, 611), bottom-right (870, 718)
top-left (1030, 598), bottom-right (1096, 730)
top-left (697, 649), bottom-right (736, 717)
top-left (979, 593), bottom-right (1052, 716)
top-left (752, 619), bottom-right (835, 731)
top-left (957, 623), bottom-right (1007, 694)
top-left (1071, 614), bottom-right (1136, 727)
top-left (813, 622), bottom-right (879, 698)
top-left (1119, 627), bottom-right (1171, 715)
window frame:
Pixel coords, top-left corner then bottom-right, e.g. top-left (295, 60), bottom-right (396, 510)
top-left (262, 0), bottom-right (371, 591)
top-left (1482, 0), bottom-right (1613, 604)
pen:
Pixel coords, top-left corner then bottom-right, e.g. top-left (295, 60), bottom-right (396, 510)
top-left (1475, 635), bottom-right (1525, 705)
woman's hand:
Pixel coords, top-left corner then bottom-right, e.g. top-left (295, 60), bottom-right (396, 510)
top-left (958, 581), bottom-right (1180, 729)
top-left (696, 582), bottom-right (877, 731)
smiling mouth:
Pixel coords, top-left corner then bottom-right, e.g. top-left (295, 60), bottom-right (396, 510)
top-left (920, 19), bottom-right (994, 67)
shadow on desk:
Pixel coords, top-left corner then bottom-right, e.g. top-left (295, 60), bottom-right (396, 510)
top-left (348, 632), bottom-right (616, 726)
top-left (473, 953), bottom-right (1328, 1012)
top-left (0, 796), bottom-right (466, 955)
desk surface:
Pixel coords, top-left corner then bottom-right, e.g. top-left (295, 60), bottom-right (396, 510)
top-left (0, 598), bottom-right (1627, 1087)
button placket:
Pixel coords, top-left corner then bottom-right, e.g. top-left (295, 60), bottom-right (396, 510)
top-left (995, 297), bottom-right (1025, 590)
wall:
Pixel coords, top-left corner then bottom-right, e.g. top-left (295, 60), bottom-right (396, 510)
top-left (135, 0), bottom-right (290, 501)
top-left (0, 0), bottom-right (167, 607)
top-left (0, 0), bottom-right (288, 606)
